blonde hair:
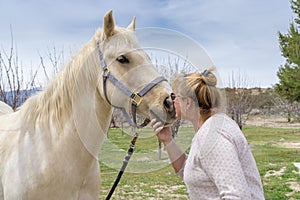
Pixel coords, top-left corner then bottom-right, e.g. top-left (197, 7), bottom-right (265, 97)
top-left (172, 68), bottom-right (221, 118)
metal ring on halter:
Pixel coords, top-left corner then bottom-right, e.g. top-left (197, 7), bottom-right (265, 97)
top-left (103, 67), bottom-right (110, 75)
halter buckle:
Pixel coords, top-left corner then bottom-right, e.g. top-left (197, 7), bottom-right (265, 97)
top-left (130, 93), bottom-right (143, 106)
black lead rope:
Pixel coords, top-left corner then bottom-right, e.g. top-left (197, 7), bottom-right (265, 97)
top-left (105, 131), bottom-right (140, 200)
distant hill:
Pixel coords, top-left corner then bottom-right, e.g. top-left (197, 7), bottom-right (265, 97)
top-left (0, 87), bottom-right (41, 108)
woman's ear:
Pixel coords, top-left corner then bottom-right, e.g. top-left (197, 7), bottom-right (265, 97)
top-left (186, 97), bottom-right (195, 110)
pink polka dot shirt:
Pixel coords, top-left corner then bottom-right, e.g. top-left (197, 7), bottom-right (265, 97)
top-left (177, 113), bottom-right (264, 199)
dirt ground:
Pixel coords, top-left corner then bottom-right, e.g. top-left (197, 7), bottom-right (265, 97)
top-left (245, 115), bottom-right (300, 129)
top-left (245, 115), bottom-right (300, 152)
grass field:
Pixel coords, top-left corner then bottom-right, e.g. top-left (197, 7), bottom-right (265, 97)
top-left (98, 125), bottom-right (300, 200)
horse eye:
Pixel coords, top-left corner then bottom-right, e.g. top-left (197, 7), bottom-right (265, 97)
top-left (116, 55), bottom-right (129, 64)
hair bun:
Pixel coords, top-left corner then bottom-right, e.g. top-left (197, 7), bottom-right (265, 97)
top-left (201, 67), bottom-right (217, 87)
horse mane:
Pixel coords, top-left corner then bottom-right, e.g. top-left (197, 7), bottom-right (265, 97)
top-left (20, 29), bottom-right (103, 131)
top-left (20, 26), bottom-right (138, 132)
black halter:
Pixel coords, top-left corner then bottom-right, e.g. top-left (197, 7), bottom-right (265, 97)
top-left (97, 41), bottom-right (167, 128)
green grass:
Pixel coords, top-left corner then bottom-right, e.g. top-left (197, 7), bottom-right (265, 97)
top-left (99, 126), bottom-right (300, 199)
top-left (243, 126), bottom-right (300, 200)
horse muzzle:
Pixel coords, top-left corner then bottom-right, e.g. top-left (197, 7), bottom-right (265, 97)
top-left (149, 94), bottom-right (176, 127)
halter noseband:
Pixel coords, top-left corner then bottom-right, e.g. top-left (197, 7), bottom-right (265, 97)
top-left (97, 41), bottom-right (167, 128)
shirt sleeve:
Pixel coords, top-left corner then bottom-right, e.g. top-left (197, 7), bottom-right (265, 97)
top-left (201, 134), bottom-right (251, 199)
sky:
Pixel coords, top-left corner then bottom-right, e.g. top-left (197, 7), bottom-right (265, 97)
top-left (0, 0), bottom-right (294, 88)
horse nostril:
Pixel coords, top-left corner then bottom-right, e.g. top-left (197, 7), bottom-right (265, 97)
top-left (163, 96), bottom-right (175, 116)
top-left (163, 97), bottom-right (171, 109)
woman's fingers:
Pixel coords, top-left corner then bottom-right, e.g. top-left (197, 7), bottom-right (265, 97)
top-left (154, 126), bottom-right (164, 134)
top-left (153, 121), bottom-right (162, 130)
top-left (150, 118), bottom-right (157, 127)
top-left (151, 119), bottom-right (172, 143)
top-left (150, 118), bottom-right (163, 133)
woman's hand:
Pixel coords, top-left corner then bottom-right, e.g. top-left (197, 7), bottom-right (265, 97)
top-left (150, 119), bottom-right (173, 145)
top-left (150, 119), bottom-right (186, 174)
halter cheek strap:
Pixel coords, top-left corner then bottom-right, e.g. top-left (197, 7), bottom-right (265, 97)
top-left (97, 41), bottom-right (167, 128)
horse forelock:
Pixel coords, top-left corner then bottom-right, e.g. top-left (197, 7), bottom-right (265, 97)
top-left (101, 27), bottom-right (140, 58)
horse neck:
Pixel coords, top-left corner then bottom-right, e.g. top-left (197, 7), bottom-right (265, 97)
top-left (70, 33), bottom-right (113, 158)
top-left (71, 83), bottom-right (112, 159)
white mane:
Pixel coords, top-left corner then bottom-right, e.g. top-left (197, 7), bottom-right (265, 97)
top-left (20, 29), bottom-right (103, 131)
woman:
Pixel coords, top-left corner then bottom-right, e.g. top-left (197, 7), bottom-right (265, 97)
top-left (151, 69), bottom-right (264, 199)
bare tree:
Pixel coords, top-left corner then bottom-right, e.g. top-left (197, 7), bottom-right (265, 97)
top-left (0, 27), bottom-right (37, 110)
top-left (0, 28), bottom-right (66, 110)
top-left (273, 96), bottom-right (300, 122)
top-left (153, 54), bottom-right (194, 82)
top-left (40, 45), bottom-right (65, 81)
top-left (226, 70), bottom-right (257, 129)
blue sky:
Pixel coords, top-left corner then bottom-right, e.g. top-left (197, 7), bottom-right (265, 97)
top-left (0, 0), bottom-right (294, 87)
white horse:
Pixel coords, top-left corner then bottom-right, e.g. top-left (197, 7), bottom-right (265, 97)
top-left (0, 10), bottom-right (175, 200)
top-left (0, 102), bottom-right (13, 115)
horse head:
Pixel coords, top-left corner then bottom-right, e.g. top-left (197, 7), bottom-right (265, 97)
top-left (97, 10), bottom-right (176, 126)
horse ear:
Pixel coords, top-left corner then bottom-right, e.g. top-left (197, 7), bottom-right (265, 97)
top-left (127, 16), bottom-right (136, 31)
top-left (103, 10), bottom-right (115, 40)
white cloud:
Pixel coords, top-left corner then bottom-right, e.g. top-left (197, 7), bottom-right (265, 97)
top-left (153, 0), bottom-right (292, 87)
top-left (0, 0), bottom-right (294, 87)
